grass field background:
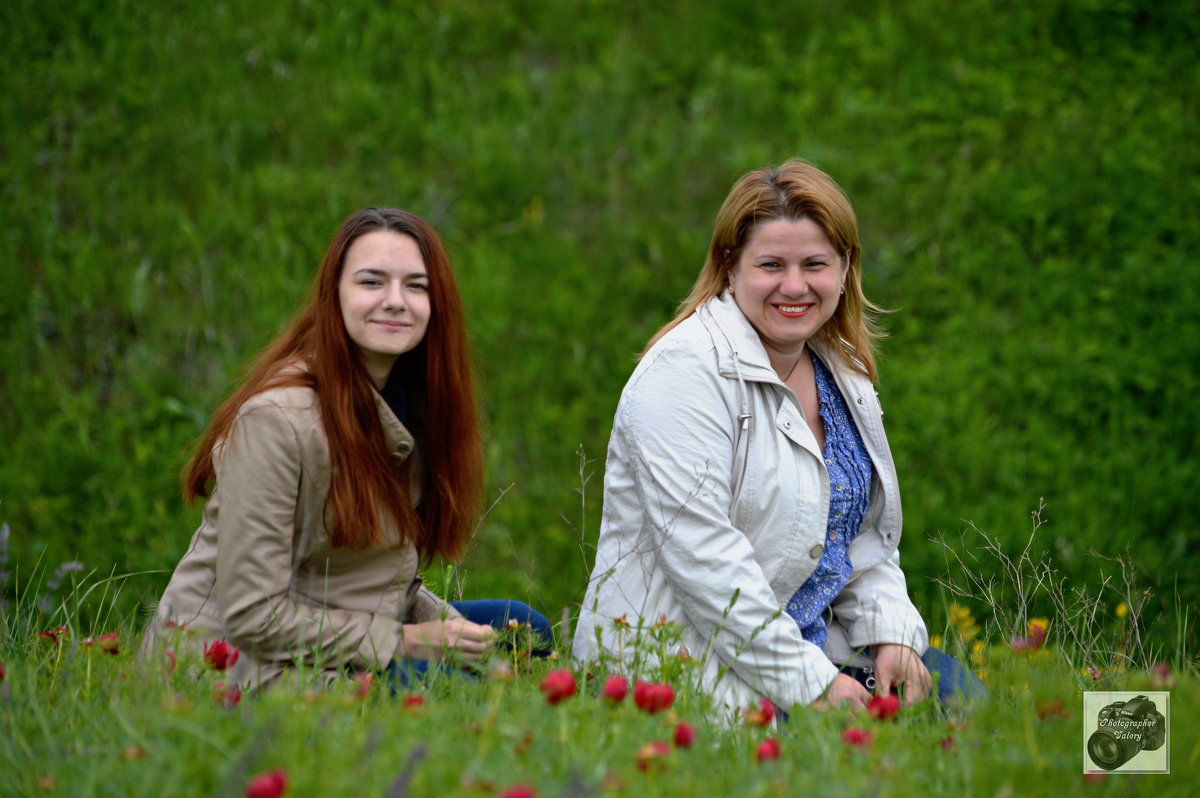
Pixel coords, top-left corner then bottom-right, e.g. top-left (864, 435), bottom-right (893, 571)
top-left (2, 0), bottom-right (1198, 644)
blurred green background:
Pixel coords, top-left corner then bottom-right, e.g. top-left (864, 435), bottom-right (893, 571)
top-left (2, 0), bottom-right (1197, 639)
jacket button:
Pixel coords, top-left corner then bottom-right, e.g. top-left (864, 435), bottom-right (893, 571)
top-left (783, 420), bottom-right (791, 429)
top-left (397, 442), bottom-right (412, 455)
top-left (809, 544), bottom-right (824, 559)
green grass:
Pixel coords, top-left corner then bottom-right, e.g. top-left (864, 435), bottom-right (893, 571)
top-left (1, 583), bottom-right (1197, 797)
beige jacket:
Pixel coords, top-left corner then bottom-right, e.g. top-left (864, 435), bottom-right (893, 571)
top-left (144, 380), bottom-right (459, 687)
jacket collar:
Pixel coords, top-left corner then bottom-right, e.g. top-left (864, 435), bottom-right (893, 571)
top-left (700, 292), bottom-right (799, 383)
top-left (371, 388), bottom-right (417, 460)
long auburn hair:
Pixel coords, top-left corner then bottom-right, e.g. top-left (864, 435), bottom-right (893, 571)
top-left (645, 158), bottom-right (885, 380)
top-left (183, 208), bottom-right (483, 560)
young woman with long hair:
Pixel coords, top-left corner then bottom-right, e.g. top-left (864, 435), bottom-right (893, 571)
top-left (145, 207), bottom-right (548, 687)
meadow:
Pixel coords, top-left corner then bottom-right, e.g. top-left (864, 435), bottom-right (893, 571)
top-left (1, 0), bottom-right (1198, 793)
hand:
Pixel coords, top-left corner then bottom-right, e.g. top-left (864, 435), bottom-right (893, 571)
top-left (873, 643), bottom-right (931, 705)
top-left (812, 673), bottom-right (871, 710)
top-left (401, 617), bottom-right (495, 663)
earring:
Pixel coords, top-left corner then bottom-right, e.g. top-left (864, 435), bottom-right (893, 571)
top-left (840, 285), bottom-right (845, 295)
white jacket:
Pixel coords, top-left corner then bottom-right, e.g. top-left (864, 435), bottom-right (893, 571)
top-left (572, 293), bottom-right (928, 713)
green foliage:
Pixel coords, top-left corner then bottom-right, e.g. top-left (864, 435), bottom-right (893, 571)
top-left (1, 0), bottom-right (1198, 636)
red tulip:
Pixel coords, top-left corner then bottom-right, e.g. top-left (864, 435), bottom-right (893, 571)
top-left (540, 668), bottom-right (577, 705)
top-left (636, 740), bottom-right (671, 771)
top-left (744, 696), bottom-right (776, 726)
top-left (204, 640), bottom-right (240, 671)
top-left (841, 726), bottom-right (873, 748)
top-left (632, 681), bottom-right (675, 714)
top-left (755, 738), bottom-right (781, 762)
top-left (867, 694), bottom-right (901, 721)
top-left (672, 722), bottom-right (695, 749)
top-left (214, 681), bottom-right (242, 708)
top-left (245, 768), bottom-right (288, 798)
top-left (498, 784), bottom-right (536, 798)
top-left (602, 675), bottom-right (628, 703)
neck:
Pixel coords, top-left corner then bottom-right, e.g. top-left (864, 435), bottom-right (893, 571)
top-left (361, 352), bottom-right (397, 390)
top-left (765, 343), bottom-right (807, 380)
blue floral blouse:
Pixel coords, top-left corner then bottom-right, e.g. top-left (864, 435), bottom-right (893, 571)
top-left (784, 351), bottom-right (875, 649)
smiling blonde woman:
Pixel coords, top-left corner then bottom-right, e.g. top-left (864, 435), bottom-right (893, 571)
top-left (573, 160), bottom-right (984, 715)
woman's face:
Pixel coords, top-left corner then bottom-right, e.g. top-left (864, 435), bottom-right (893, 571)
top-left (338, 230), bottom-right (431, 386)
top-left (727, 216), bottom-right (847, 358)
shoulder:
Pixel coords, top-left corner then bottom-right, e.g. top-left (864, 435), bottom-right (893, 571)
top-left (227, 384), bottom-right (324, 452)
top-left (624, 315), bottom-right (721, 398)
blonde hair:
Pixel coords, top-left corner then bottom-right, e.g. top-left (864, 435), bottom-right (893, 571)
top-left (645, 158), bottom-right (884, 379)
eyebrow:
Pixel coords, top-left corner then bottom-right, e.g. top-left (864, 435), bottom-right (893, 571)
top-left (350, 267), bottom-right (428, 279)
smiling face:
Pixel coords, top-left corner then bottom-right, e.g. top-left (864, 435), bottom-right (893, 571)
top-left (728, 216), bottom-right (847, 361)
top-left (338, 230), bottom-right (431, 387)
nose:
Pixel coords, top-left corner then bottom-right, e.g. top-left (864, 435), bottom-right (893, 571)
top-left (780, 265), bottom-right (807, 296)
top-left (382, 281), bottom-right (406, 311)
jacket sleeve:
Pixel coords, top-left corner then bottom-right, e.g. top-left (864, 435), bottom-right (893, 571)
top-left (616, 348), bottom-right (839, 708)
top-left (831, 548), bottom-right (929, 653)
top-left (213, 401), bottom-right (405, 670)
top-left (403, 575), bottom-right (463, 623)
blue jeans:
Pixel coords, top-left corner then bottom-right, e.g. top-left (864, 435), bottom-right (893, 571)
top-left (841, 647), bottom-right (987, 703)
top-left (383, 599), bottom-right (552, 687)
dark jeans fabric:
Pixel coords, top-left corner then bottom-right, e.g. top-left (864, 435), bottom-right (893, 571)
top-left (382, 599), bottom-right (552, 688)
top-left (841, 646), bottom-right (987, 703)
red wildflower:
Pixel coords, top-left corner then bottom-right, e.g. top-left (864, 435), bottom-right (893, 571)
top-left (245, 768), bottom-right (288, 798)
top-left (940, 735), bottom-right (955, 751)
top-left (204, 640), bottom-right (240, 671)
top-left (163, 649), bottom-right (177, 674)
top-left (841, 726), bottom-right (873, 748)
top-left (214, 681), bottom-right (242, 708)
top-left (673, 722), bottom-right (695, 749)
top-left (0, 663), bottom-right (5, 683)
top-left (1036, 697), bottom-right (1072, 719)
top-left (1149, 662), bottom-right (1176, 689)
top-left (540, 669), bottom-right (577, 705)
top-left (602, 675), bottom-right (628, 703)
top-left (1011, 619), bottom-right (1048, 651)
top-left (402, 693), bottom-right (425, 708)
top-left (38, 626), bottom-right (69, 645)
top-left (95, 633), bottom-right (120, 655)
top-left (498, 784), bottom-right (536, 798)
top-left (632, 680), bottom-right (675, 714)
top-left (755, 738), bottom-right (781, 762)
top-left (1084, 773), bottom-right (1107, 784)
top-left (867, 694), bottom-right (901, 721)
top-left (744, 696), bottom-right (776, 727)
top-left (353, 672), bottom-right (374, 700)
top-left (635, 740), bottom-right (671, 771)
